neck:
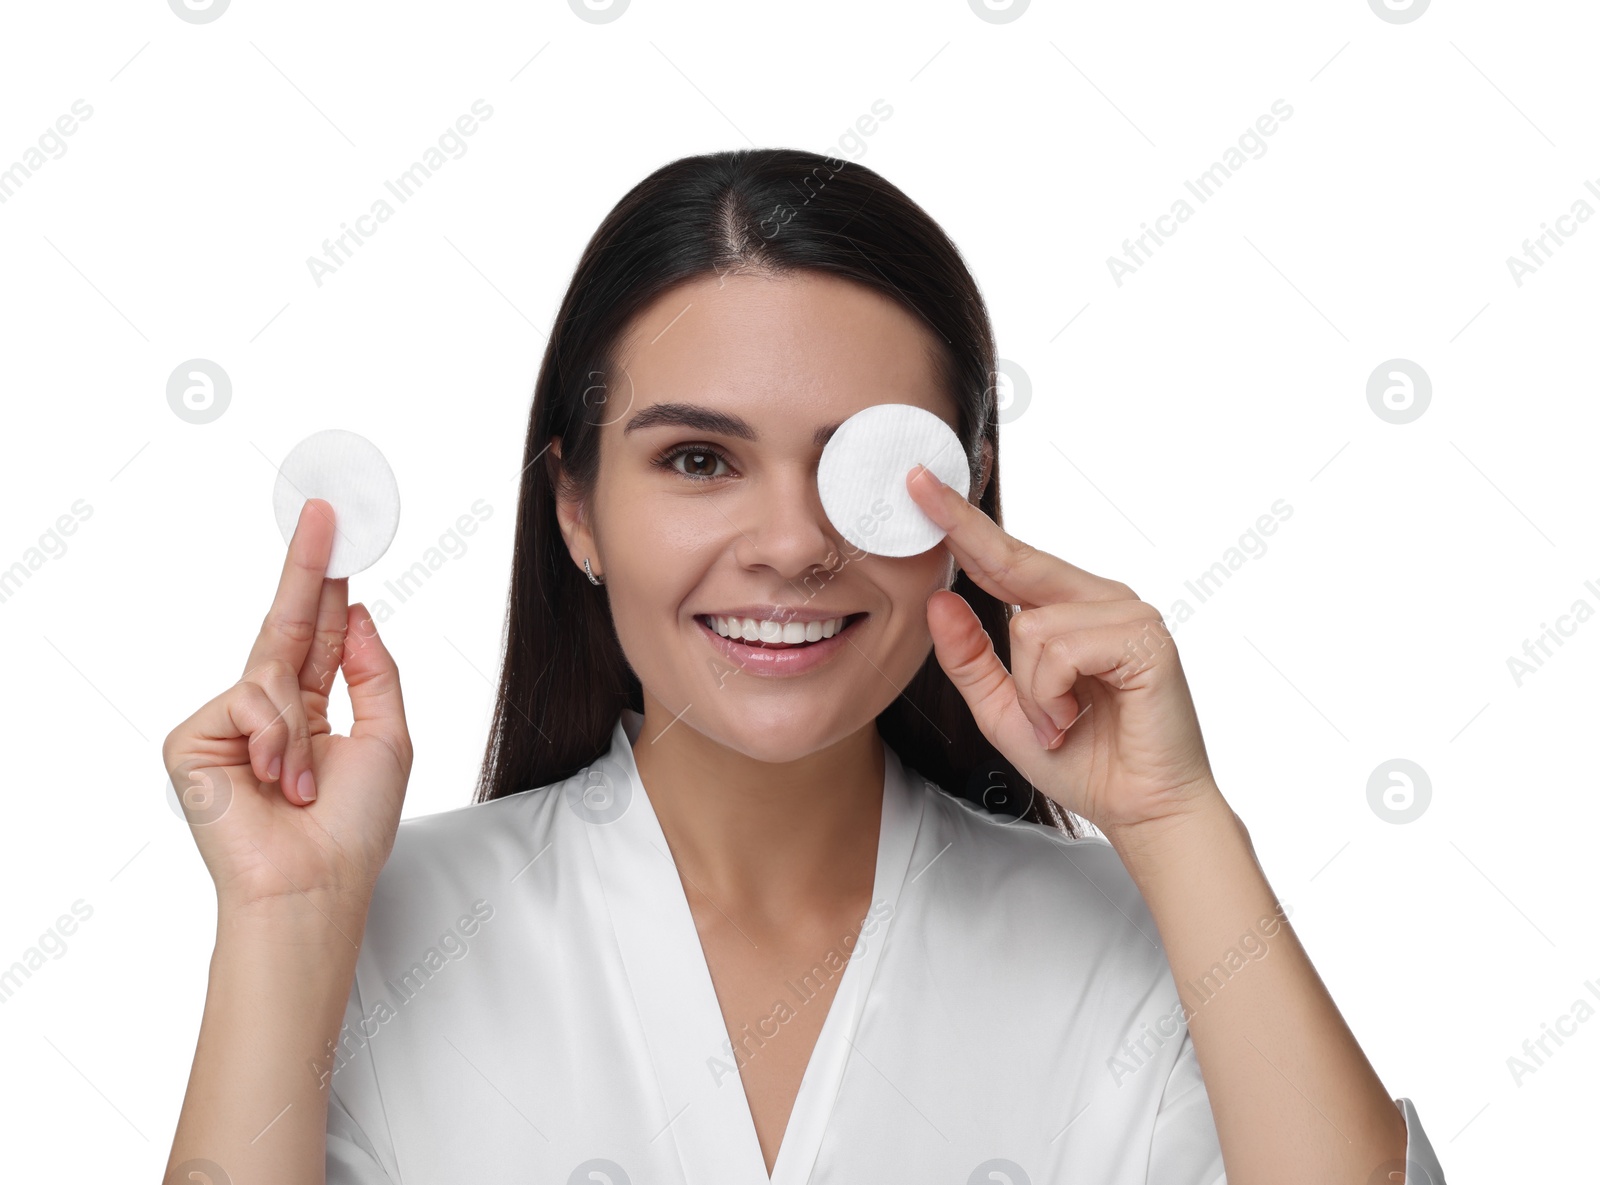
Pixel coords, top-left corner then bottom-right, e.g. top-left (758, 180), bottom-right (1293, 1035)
top-left (628, 697), bottom-right (885, 919)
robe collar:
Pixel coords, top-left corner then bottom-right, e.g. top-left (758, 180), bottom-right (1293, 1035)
top-left (581, 708), bottom-right (926, 1185)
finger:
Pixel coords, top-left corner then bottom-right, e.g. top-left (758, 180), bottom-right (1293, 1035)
top-left (242, 661), bottom-right (317, 804)
top-left (1027, 619), bottom-right (1170, 737)
top-left (237, 681), bottom-right (294, 788)
top-left (342, 602), bottom-right (412, 773)
top-left (907, 465), bottom-right (1129, 609)
top-left (299, 572), bottom-right (350, 710)
top-left (243, 498), bottom-right (338, 682)
top-left (925, 589), bottom-right (1019, 744)
top-left (1011, 600), bottom-right (1165, 735)
top-left (1007, 615), bottom-right (1065, 749)
top-left (178, 679), bottom-right (308, 805)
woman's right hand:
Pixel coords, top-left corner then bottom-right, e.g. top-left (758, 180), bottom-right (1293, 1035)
top-left (163, 498), bottom-right (413, 917)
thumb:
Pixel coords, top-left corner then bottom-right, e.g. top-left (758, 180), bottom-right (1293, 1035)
top-left (926, 589), bottom-right (1018, 742)
top-left (342, 602), bottom-right (410, 765)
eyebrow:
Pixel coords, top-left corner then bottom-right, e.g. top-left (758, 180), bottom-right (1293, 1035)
top-left (622, 401), bottom-right (843, 448)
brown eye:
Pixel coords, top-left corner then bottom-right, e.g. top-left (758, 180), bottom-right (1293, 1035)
top-left (656, 444), bottom-right (733, 482)
top-left (679, 450), bottom-right (718, 477)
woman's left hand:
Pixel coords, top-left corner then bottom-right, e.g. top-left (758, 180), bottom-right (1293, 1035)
top-left (907, 464), bottom-right (1221, 836)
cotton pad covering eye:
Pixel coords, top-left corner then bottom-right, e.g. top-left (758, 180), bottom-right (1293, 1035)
top-left (816, 403), bottom-right (970, 558)
top-left (271, 428), bottom-right (401, 579)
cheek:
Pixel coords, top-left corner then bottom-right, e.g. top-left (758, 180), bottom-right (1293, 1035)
top-left (600, 485), bottom-right (722, 566)
top-left (654, 516), bottom-right (732, 558)
top-left (877, 554), bottom-right (953, 622)
top-left (602, 506), bottom-right (736, 642)
top-left (917, 551), bottom-right (956, 594)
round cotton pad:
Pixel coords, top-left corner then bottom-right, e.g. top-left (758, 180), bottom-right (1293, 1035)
top-left (817, 403), bottom-right (970, 558)
top-left (271, 429), bottom-right (400, 579)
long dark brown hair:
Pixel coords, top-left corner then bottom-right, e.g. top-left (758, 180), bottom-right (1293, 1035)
top-left (472, 147), bottom-right (1081, 837)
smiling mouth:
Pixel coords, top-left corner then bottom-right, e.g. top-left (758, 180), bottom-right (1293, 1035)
top-left (696, 612), bottom-right (868, 649)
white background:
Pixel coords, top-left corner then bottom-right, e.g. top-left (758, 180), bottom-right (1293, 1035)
top-left (0, 1), bottom-right (1587, 1179)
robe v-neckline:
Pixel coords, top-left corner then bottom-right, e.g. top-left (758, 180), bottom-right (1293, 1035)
top-left (581, 709), bottom-right (924, 1185)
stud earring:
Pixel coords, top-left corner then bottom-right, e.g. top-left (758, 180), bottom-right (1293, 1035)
top-left (583, 557), bottom-right (605, 586)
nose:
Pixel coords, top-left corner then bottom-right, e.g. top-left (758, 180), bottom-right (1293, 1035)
top-left (731, 466), bottom-right (848, 584)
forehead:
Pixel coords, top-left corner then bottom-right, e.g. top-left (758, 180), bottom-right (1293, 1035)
top-left (610, 271), bottom-right (951, 432)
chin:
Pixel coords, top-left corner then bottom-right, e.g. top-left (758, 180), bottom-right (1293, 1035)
top-left (695, 707), bottom-right (860, 765)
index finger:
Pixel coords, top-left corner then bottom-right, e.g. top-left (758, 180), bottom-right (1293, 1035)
top-left (243, 497), bottom-right (338, 679)
top-left (906, 464), bottom-right (1127, 608)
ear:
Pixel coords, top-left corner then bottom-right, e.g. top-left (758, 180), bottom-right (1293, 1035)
top-left (548, 436), bottom-right (599, 575)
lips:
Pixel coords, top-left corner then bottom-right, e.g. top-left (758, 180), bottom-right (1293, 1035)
top-left (698, 613), bottom-right (866, 649)
top-left (694, 612), bottom-right (867, 676)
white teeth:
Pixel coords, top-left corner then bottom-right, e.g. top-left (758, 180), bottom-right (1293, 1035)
top-left (707, 614), bottom-right (851, 643)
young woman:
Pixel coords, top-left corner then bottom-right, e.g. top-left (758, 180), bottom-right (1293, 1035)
top-left (163, 149), bottom-right (1446, 1184)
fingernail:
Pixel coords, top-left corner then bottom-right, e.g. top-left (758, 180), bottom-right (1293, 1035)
top-left (298, 769), bottom-right (317, 803)
top-left (1034, 722), bottom-right (1056, 749)
top-left (267, 754), bottom-right (281, 782)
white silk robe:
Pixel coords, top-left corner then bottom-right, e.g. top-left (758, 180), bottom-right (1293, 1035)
top-left (325, 708), bottom-right (1446, 1184)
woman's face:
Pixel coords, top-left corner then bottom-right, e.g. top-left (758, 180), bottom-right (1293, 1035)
top-left (556, 269), bottom-right (989, 764)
